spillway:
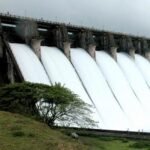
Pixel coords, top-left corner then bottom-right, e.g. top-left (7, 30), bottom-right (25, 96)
top-left (40, 46), bottom-right (101, 127)
top-left (135, 54), bottom-right (150, 87)
top-left (8, 43), bottom-right (150, 131)
top-left (96, 51), bottom-right (149, 131)
top-left (117, 53), bottom-right (150, 128)
top-left (71, 48), bottom-right (130, 130)
top-left (9, 43), bottom-right (50, 85)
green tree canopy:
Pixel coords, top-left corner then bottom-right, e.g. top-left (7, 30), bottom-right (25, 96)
top-left (0, 82), bottom-right (98, 128)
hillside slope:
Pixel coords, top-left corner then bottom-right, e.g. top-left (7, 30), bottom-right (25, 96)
top-left (0, 111), bottom-right (150, 150)
top-left (0, 111), bottom-right (86, 150)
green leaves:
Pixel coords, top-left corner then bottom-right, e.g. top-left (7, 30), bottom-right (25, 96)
top-left (0, 82), bottom-right (98, 128)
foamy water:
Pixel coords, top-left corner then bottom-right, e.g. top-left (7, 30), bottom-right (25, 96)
top-left (41, 46), bottom-right (101, 127)
top-left (9, 43), bottom-right (50, 85)
top-left (135, 54), bottom-right (150, 87)
top-left (96, 51), bottom-right (149, 131)
top-left (71, 48), bottom-right (130, 130)
top-left (117, 53), bottom-right (150, 111)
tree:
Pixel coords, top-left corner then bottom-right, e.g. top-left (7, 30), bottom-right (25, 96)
top-left (0, 82), bottom-right (48, 115)
top-left (0, 82), bottom-right (98, 128)
top-left (37, 83), bottom-right (97, 128)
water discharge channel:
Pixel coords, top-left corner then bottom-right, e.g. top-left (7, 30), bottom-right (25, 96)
top-left (9, 43), bottom-right (150, 131)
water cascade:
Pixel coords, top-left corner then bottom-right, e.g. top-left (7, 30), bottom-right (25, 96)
top-left (9, 43), bottom-right (50, 85)
top-left (96, 51), bottom-right (149, 131)
top-left (135, 54), bottom-right (150, 87)
top-left (71, 48), bottom-right (130, 130)
top-left (40, 46), bottom-right (101, 127)
top-left (117, 53), bottom-right (150, 130)
top-left (9, 43), bottom-right (150, 131)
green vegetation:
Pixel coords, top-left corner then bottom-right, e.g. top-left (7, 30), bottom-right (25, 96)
top-left (0, 111), bottom-right (150, 150)
top-left (0, 82), bottom-right (97, 127)
top-left (0, 111), bottom-right (85, 150)
top-left (0, 82), bottom-right (150, 150)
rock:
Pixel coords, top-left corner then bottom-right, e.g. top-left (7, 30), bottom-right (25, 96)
top-left (71, 132), bottom-right (79, 139)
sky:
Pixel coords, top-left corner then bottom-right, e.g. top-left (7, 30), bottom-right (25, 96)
top-left (0, 0), bottom-right (150, 37)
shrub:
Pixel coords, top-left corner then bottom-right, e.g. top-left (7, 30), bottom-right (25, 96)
top-left (0, 82), bottom-right (98, 128)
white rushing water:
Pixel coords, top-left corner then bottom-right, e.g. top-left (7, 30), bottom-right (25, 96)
top-left (41, 46), bottom-right (101, 127)
top-left (96, 51), bottom-right (149, 131)
top-left (9, 43), bottom-right (150, 131)
top-left (71, 48), bottom-right (130, 130)
top-left (117, 53), bottom-right (150, 130)
top-left (135, 54), bottom-right (150, 88)
top-left (9, 43), bottom-right (50, 85)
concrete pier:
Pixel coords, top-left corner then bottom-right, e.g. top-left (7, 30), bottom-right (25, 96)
top-left (145, 52), bottom-right (150, 61)
top-left (127, 37), bottom-right (135, 59)
top-left (129, 49), bottom-right (135, 59)
top-left (0, 19), bottom-right (2, 58)
top-left (86, 31), bottom-right (96, 59)
top-left (30, 38), bottom-right (42, 59)
top-left (77, 30), bottom-right (96, 59)
top-left (135, 40), bottom-right (142, 54)
top-left (110, 47), bottom-right (117, 61)
top-left (6, 53), bottom-right (14, 83)
top-left (16, 20), bottom-right (39, 45)
top-left (119, 36), bottom-right (127, 52)
top-left (63, 41), bottom-right (71, 60)
top-left (87, 44), bottom-right (96, 59)
top-left (108, 34), bottom-right (117, 61)
top-left (78, 30), bottom-right (86, 50)
top-left (142, 40), bottom-right (150, 61)
top-left (53, 26), bottom-right (71, 59)
top-left (1, 13), bottom-right (150, 85)
top-left (0, 37), bottom-right (3, 58)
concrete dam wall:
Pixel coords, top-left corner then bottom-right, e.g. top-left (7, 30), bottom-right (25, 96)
top-left (0, 14), bottom-right (150, 132)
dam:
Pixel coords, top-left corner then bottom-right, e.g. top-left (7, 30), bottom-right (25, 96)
top-left (0, 13), bottom-right (150, 132)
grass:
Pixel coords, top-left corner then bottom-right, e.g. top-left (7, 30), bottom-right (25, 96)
top-left (0, 111), bottom-right (150, 150)
top-left (0, 111), bottom-right (85, 150)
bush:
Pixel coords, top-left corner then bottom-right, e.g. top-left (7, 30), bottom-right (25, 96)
top-left (0, 82), bottom-right (98, 128)
top-left (0, 82), bottom-right (50, 115)
top-left (12, 131), bottom-right (25, 137)
top-left (129, 141), bottom-right (150, 149)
